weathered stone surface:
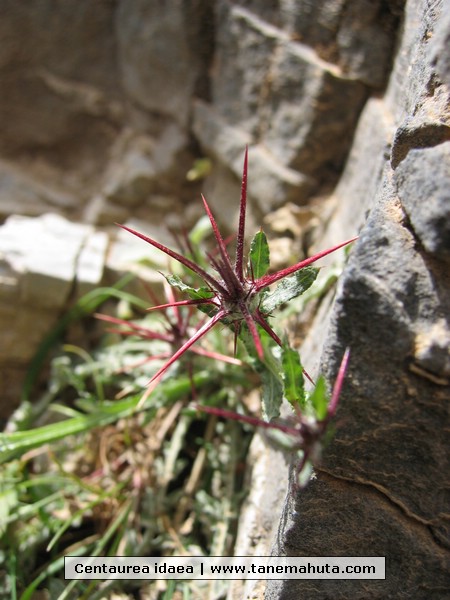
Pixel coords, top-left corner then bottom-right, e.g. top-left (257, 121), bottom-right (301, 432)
top-left (0, 1), bottom-right (120, 155)
top-left (0, 1), bottom-right (208, 225)
top-left (193, 100), bottom-right (314, 210)
top-left (0, 214), bottom-right (90, 309)
top-left (267, 474), bottom-right (450, 599)
top-left (394, 143), bottom-right (450, 261)
top-left (0, 214), bottom-right (108, 418)
top-left (386, 0), bottom-right (450, 171)
top-left (115, 0), bottom-right (213, 127)
top-left (267, 181), bottom-right (450, 599)
top-left (211, 4), bottom-right (367, 182)
top-left (240, 0), bottom-right (403, 88)
top-left (261, 2), bottom-right (450, 598)
top-left (100, 124), bottom-right (190, 208)
top-left (0, 160), bottom-right (77, 220)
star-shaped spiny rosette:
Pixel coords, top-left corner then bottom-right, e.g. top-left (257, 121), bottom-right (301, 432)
top-left (117, 148), bottom-right (357, 387)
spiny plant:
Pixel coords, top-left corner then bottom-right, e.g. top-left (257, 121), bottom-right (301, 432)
top-left (0, 285), bottom-right (253, 600)
top-left (118, 148), bottom-right (357, 401)
top-left (95, 281), bottom-right (242, 374)
top-left (197, 348), bottom-right (350, 488)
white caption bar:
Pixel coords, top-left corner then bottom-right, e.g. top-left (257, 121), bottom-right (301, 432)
top-left (65, 556), bottom-right (385, 580)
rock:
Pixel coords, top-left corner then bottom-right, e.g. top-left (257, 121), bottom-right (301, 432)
top-left (211, 4), bottom-right (367, 180)
top-left (394, 143), bottom-right (450, 261)
top-left (116, 0), bottom-right (212, 127)
top-left (0, 160), bottom-right (77, 219)
top-left (0, 214), bottom-right (91, 309)
top-left (0, 213), bottom-right (108, 418)
top-left (244, 0), bottom-right (403, 88)
top-left (262, 1), bottom-right (450, 597)
top-left (101, 125), bottom-right (190, 207)
top-left (193, 100), bottom-right (314, 210)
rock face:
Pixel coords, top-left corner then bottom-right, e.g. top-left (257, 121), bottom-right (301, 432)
top-left (0, 0), bottom-right (449, 598)
top-left (261, 1), bottom-right (450, 599)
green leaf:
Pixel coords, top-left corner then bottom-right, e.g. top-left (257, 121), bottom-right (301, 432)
top-left (308, 376), bottom-right (328, 421)
top-left (260, 267), bottom-right (319, 313)
top-left (22, 275), bottom-right (139, 404)
top-left (260, 369), bottom-right (283, 420)
top-left (0, 371), bottom-right (211, 464)
top-left (0, 487), bottom-right (18, 536)
top-left (239, 326), bottom-right (283, 420)
top-left (281, 344), bottom-right (305, 408)
top-left (165, 274), bottom-right (214, 301)
top-left (249, 230), bottom-right (270, 280)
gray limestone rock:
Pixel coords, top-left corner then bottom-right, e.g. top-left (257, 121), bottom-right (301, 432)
top-left (394, 143), bottom-right (450, 261)
top-left (212, 4), bottom-right (367, 182)
top-left (0, 214), bottom-right (107, 418)
top-left (116, 0), bottom-right (212, 127)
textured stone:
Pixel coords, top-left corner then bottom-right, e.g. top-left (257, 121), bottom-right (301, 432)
top-left (0, 214), bottom-right (93, 309)
top-left (394, 143), bottom-right (450, 261)
top-left (116, 0), bottom-right (212, 127)
top-left (0, 213), bottom-right (108, 419)
top-left (212, 4), bottom-right (367, 179)
top-left (0, 160), bottom-right (77, 220)
top-left (101, 125), bottom-right (189, 207)
top-left (241, 0), bottom-right (403, 88)
top-left (267, 475), bottom-right (450, 600)
top-left (265, 173), bottom-right (450, 600)
top-left (193, 100), bottom-right (314, 210)
top-left (0, 1), bottom-right (120, 155)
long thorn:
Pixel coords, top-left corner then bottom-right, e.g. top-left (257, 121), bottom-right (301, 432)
top-left (201, 194), bottom-right (242, 292)
top-left (146, 299), bottom-right (215, 312)
top-left (254, 237), bottom-right (358, 290)
top-left (94, 313), bottom-right (172, 342)
top-left (149, 309), bottom-right (228, 384)
top-left (238, 299), bottom-right (264, 359)
top-left (235, 146), bottom-right (248, 282)
top-left (253, 308), bottom-right (282, 347)
top-left (195, 404), bottom-right (299, 437)
top-left (116, 223), bottom-right (228, 296)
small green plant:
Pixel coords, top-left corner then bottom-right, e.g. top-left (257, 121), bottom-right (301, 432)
top-left (120, 150), bottom-right (354, 372)
top-left (0, 285), bottom-right (253, 599)
top-left (118, 149), bottom-right (354, 476)
top-left (0, 148), bottom-right (355, 599)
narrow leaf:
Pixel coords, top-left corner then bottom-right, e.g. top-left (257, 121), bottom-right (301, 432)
top-left (308, 376), bottom-right (328, 421)
top-left (260, 368), bottom-right (284, 420)
top-left (260, 267), bottom-right (319, 313)
top-left (249, 229), bottom-right (270, 280)
top-left (281, 344), bottom-right (305, 408)
top-left (165, 274), bottom-right (215, 301)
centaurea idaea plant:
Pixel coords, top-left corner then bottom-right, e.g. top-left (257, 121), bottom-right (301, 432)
top-left (118, 148), bottom-right (356, 393)
top-left (117, 148), bottom-right (355, 483)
